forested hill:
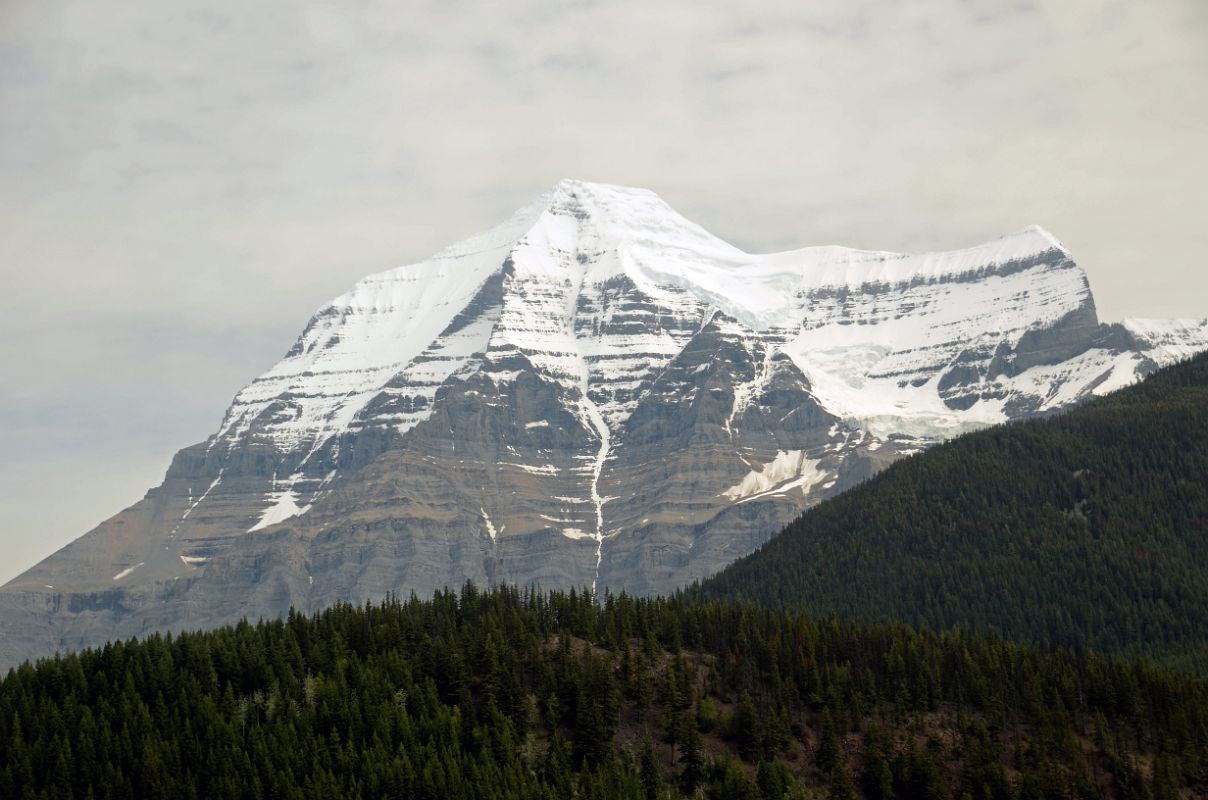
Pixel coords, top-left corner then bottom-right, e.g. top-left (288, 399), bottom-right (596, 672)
top-left (689, 352), bottom-right (1208, 670)
top-left (3, 588), bottom-right (1207, 799)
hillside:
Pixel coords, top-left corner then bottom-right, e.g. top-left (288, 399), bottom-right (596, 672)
top-left (3, 587), bottom-right (1207, 799)
top-left (689, 352), bottom-right (1208, 670)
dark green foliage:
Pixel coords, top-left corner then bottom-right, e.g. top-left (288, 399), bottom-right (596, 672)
top-left (2, 586), bottom-right (1207, 797)
top-left (708, 756), bottom-right (760, 800)
top-left (641, 735), bottom-right (661, 800)
top-left (690, 352), bottom-right (1208, 669)
top-left (816, 708), bottom-right (841, 774)
top-left (863, 735), bottom-right (896, 800)
top-left (828, 762), bottom-right (858, 800)
top-left (681, 719), bottom-right (705, 793)
top-left (757, 759), bottom-right (795, 799)
top-left (730, 692), bottom-right (762, 762)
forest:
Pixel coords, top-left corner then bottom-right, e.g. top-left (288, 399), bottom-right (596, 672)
top-left (2, 585), bottom-right (1206, 799)
top-left (690, 352), bottom-right (1208, 671)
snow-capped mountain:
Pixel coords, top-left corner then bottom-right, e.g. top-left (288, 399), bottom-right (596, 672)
top-left (3, 179), bottom-right (1206, 666)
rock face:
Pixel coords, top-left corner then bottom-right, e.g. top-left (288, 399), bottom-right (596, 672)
top-left (3, 179), bottom-right (1207, 667)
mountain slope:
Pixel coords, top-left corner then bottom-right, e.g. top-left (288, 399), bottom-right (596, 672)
top-left (689, 352), bottom-right (1208, 669)
top-left (2, 179), bottom-right (1206, 667)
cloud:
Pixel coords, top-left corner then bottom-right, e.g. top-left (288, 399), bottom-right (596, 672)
top-left (0, 0), bottom-right (1205, 581)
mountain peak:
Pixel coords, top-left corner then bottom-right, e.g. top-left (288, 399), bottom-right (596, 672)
top-left (994, 223), bottom-right (1068, 258)
top-left (546, 177), bottom-right (658, 199)
top-left (209, 189), bottom-right (1104, 458)
top-left (533, 179), bottom-right (731, 254)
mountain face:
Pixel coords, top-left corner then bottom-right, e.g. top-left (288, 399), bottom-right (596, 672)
top-left (2, 179), bottom-right (1206, 666)
top-left (689, 352), bottom-right (1208, 669)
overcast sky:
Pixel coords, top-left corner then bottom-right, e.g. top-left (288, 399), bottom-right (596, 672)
top-left (1, 0), bottom-right (1205, 583)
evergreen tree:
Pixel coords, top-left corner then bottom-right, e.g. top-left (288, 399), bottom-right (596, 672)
top-left (815, 709), bottom-right (840, 775)
top-left (680, 719), bottom-right (705, 794)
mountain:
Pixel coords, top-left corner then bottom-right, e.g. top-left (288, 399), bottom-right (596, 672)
top-left (2, 179), bottom-right (1206, 667)
top-left (5, 588), bottom-right (1207, 799)
top-left (689, 351), bottom-right (1208, 669)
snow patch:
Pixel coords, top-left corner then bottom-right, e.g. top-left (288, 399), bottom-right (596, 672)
top-left (500, 462), bottom-right (559, 475)
top-left (723, 451), bottom-right (829, 503)
top-left (112, 562), bottom-right (144, 582)
top-left (181, 469), bottom-right (223, 520)
top-left (249, 490), bottom-right (311, 532)
top-left (480, 508), bottom-right (502, 542)
top-left (1125, 318), bottom-right (1208, 365)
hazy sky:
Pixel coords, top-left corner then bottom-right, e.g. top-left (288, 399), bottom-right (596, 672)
top-left (1, 0), bottom-right (1205, 583)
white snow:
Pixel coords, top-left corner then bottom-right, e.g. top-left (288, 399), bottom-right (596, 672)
top-left (579, 396), bottom-right (612, 596)
top-left (724, 330), bottom-right (771, 444)
top-left (181, 469), bottom-right (223, 520)
top-left (248, 490), bottom-right (311, 532)
top-left (774, 239), bottom-right (1092, 440)
top-left (203, 183), bottom-right (1101, 467)
top-left (1124, 318), bottom-right (1208, 364)
top-left (112, 562), bottom-right (144, 581)
top-left (627, 222), bottom-right (1067, 333)
top-left (180, 555), bottom-right (208, 566)
top-left (211, 188), bottom-right (545, 456)
top-left (499, 462), bottom-right (559, 475)
top-left (206, 185), bottom-right (1080, 459)
top-left (723, 451), bottom-right (829, 503)
top-left (1011, 348), bottom-right (1141, 410)
top-left (480, 508), bottom-right (501, 541)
